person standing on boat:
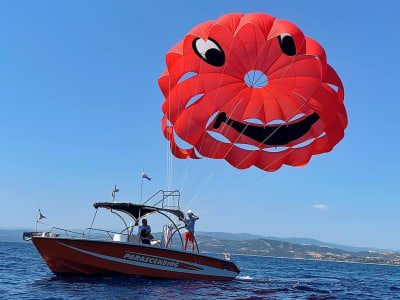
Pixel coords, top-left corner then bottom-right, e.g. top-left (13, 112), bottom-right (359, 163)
top-left (183, 210), bottom-right (199, 252)
top-left (138, 219), bottom-right (153, 245)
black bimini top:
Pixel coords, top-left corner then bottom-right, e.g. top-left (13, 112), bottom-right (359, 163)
top-left (93, 202), bottom-right (185, 221)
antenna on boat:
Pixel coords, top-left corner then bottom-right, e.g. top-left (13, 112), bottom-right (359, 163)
top-left (111, 185), bottom-right (119, 203)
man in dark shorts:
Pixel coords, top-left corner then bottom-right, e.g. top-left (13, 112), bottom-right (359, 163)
top-left (138, 219), bottom-right (153, 244)
top-left (183, 210), bottom-right (199, 251)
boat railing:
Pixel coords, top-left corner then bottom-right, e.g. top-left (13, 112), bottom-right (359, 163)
top-left (143, 189), bottom-right (180, 210)
top-left (49, 225), bottom-right (198, 252)
top-left (50, 226), bottom-right (85, 238)
top-left (82, 227), bottom-right (137, 240)
top-left (83, 228), bottom-right (115, 239)
top-left (50, 226), bottom-right (133, 241)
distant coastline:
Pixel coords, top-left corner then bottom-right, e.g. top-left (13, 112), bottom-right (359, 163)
top-left (196, 235), bottom-right (400, 266)
top-left (214, 252), bottom-right (400, 267)
top-left (3, 229), bottom-right (400, 266)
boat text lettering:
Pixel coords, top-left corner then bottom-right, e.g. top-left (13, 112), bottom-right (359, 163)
top-left (123, 252), bottom-right (179, 268)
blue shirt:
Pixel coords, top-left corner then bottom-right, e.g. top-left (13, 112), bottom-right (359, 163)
top-left (185, 215), bottom-right (198, 233)
top-left (138, 225), bottom-right (151, 234)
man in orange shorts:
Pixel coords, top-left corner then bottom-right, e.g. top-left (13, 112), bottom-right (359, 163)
top-left (183, 210), bottom-right (199, 251)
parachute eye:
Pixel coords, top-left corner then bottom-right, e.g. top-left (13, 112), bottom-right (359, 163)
top-left (192, 38), bottom-right (225, 67)
top-left (278, 34), bottom-right (296, 56)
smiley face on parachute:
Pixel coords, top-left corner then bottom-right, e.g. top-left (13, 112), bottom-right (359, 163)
top-left (159, 13), bottom-right (347, 171)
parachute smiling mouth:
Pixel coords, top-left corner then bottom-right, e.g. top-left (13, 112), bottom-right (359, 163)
top-left (213, 112), bottom-right (320, 146)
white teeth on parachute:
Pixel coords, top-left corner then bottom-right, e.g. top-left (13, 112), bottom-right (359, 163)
top-left (292, 138), bottom-right (316, 149)
top-left (243, 118), bottom-right (264, 125)
top-left (206, 130), bottom-right (230, 144)
top-left (233, 143), bottom-right (259, 151)
top-left (206, 112), bottom-right (322, 150)
top-left (266, 119), bottom-right (286, 125)
top-left (263, 146), bottom-right (289, 153)
top-left (289, 113), bottom-right (306, 122)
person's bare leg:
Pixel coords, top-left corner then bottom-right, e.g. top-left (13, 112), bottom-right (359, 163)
top-left (191, 241), bottom-right (194, 252)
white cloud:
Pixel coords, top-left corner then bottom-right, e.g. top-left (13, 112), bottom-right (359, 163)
top-left (312, 204), bottom-right (328, 211)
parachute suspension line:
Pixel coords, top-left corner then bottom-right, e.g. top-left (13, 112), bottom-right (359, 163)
top-left (184, 168), bottom-right (216, 213)
top-left (172, 22), bottom-right (295, 205)
top-left (231, 111), bottom-right (304, 181)
top-left (252, 69), bottom-right (268, 88)
top-left (183, 25), bottom-right (296, 205)
top-left (184, 34), bottom-right (274, 206)
top-left (167, 73), bottom-right (173, 191)
top-left (176, 37), bottom-right (202, 197)
top-left (183, 100), bottom-right (245, 206)
top-left (160, 13), bottom-right (347, 194)
top-left (232, 81), bottom-right (311, 175)
top-left (204, 34), bottom-right (271, 160)
top-left (233, 92), bottom-right (309, 174)
top-left (202, 32), bottom-right (306, 186)
top-left (185, 28), bottom-right (258, 207)
top-left (219, 54), bottom-right (316, 183)
top-left (165, 18), bottom-right (316, 204)
top-left (219, 54), bottom-right (299, 161)
top-left (195, 28), bottom-right (237, 156)
top-left (177, 42), bottom-right (189, 194)
top-left (177, 27), bottom-right (238, 206)
top-left (169, 143), bottom-right (173, 190)
top-left (215, 37), bottom-right (305, 167)
top-left (205, 27), bottom-right (301, 163)
top-left (230, 146), bottom-right (298, 183)
top-left (251, 68), bottom-right (257, 85)
top-left (166, 139), bottom-right (171, 190)
top-left (179, 160), bottom-right (189, 195)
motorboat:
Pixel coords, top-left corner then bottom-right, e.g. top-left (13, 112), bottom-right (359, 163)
top-left (24, 189), bottom-right (240, 280)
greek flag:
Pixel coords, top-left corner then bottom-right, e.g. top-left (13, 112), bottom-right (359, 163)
top-left (142, 172), bottom-right (151, 181)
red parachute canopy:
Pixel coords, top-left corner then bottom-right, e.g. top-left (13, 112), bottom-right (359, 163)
top-left (159, 13), bottom-right (347, 172)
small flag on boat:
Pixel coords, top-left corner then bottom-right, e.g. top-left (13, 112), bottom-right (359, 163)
top-left (38, 208), bottom-right (46, 221)
top-left (142, 172), bottom-right (151, 181)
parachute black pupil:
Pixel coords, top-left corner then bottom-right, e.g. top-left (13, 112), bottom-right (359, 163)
top-left (192, 38), bottom-right (225, 67)
top-left (205, 48), bottom-right (225, 67)
top-left (278, 35), bottom-right (296, 56)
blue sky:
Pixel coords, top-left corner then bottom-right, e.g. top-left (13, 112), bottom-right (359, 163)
top-left (1, 1), bottom-right (400, 249)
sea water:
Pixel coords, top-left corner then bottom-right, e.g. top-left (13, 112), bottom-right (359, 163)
top-left (0, 241), bottom-right (399, 299)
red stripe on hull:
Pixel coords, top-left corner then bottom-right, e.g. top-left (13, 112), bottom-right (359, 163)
top-left (32, 237), bottom-right (239, 280)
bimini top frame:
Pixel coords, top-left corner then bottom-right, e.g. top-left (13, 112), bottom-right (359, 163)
top-left (93, 189), bottom-right (184, 223)
top-left (93, 202), bottom-right (185, 222)
top-left (90, 190), bottom-right (196, 251)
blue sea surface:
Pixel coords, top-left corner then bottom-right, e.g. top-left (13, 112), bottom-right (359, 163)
top-left (1, 241), bottom-right (400, 299)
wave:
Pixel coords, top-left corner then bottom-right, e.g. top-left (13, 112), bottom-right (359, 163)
top-left (236, 275), bottom-right (253, 280)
